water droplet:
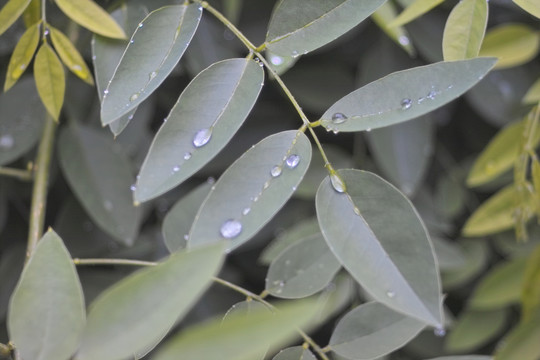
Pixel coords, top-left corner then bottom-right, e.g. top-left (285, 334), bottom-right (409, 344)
top-left (103, 89), bottom-right (109, 95)
top-left (434, 327), bottom-right (446, 337)
top-left (263, 181), bottom-right (270, 189)
top-left (386, 290), bottom-right (396, 298)
top-left (163, 118), bottom-right (168, 123)
top-left (0, 135), bottom-right (14, 150)
top-left (270, 55), bottom-right (283, 65)
top-left (149, 71), bottom-right (157, 80)
top-left (271, 165), bottom-right (282, 177)
top-left (330, 173), bottom-right (346, 193)
top-left (401, 98), bottom-right (412, 110)
top-left (331, 112), bottom-right (348, 124)
top-left (138, 23), bottom-right (143, 28)
top-left (130, 184), bottom-right (136, 191)
top-left (291, 50), bottom-right (299, 58)
top-left (128, 114), bottom-right (134, 120)
top-left (220, 219), bottom-right (242, 239)
top-left (130, 40), bottom-right (134, 44)
top-left (253, 195), bottom-right (260, 202)
top-left (285, 154), bottom-right (300, 169)
top-left (130, 93), bottom-right (139, 102)
top-left (104, 200), bottom-right (113, 211)
top-left (92, 55), bottom-right (97, 61)
top-left (44, 29), bottom-right (49, 36)
top-left (242, 207), bottom-right (251, 215)
top-left (193, 128), bottom-right (212, 148)
top-left (172, 165), bottom-right (180, 173)
top-left (398, 35), bottom-right (410, 46)
top-left (427, 90), bottom-right (436, 99)
top-left (366, 128), bottom-right (371, 132)
top-left (183, 152), bottom-right (192, 160)
top-left (183, 234), bottom-right (189, 241)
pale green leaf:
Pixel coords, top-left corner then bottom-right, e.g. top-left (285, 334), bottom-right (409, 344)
top-left (0, 0), bottom-right (31, 36)
top-left (4, 22), bottom-right (39, 91)
top-left (521, 244), bottom-right (540, 321)
top-left (389, 0), bottom-right (444, 27)
top-left (316, 169), bottom-right (443, 327)
top-left (431, 237), bottom-right (466, 271)
top-left (462, 185), bottom-right (535, 237)
top-left (442, 0), bottom-right (488, 61)
top-left (22, 0), bottom-right (39, 27)
top-left (34, 43), bottom-right (65, 121)
top-left (152, 299), bottom-right (320, 360)
top-left (329, 302), bottom-right (425, 359)
top-left (266, 234), bottom-right (341, 299)
top-left (513, 0), bottom-right (540, 18)
top-left (0, 77), bottom-right (44, 166)
top-left (494, 310), bottom-right (540, 360)
top-left (467, 119), bottom-right (540, 187)
top-left (188, 130), bottom-right (312, 252)
top-left (8, 229), bottom-right (85, 360)
top-left (441, 240), bottom-right (489, 290)
top-left (445, 309), bottom-right (508, 353)
top-left (57, 123), bottom-right (142, 244)
top-left (101, 4), bottom-right (202, 125)
top-left (162, 181), bottom-right (213, 252)
top-left (266, 50), bottom-right (299, 77)
top-left (523, 77), bottom-right (540, 104)
top-left (135, 58), bottom-right (264, 202)
top-left (320, 58), bottom-right (497, 132)
top-left (371, 1), bottom-right (415, 56)
top-left (273, 346), bottom-right (316, 360)
top-left (50, 26), bottom-right (94, 85)
top-left (265, 0), bottom-right (386, 57)
top-left (75, 243), bottom-right (224, 360)
top-left (55, 0), bottom-right (126, 39)
top-left (479, 23), bottom-right (540, 69)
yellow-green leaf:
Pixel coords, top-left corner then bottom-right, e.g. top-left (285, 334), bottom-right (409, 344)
top-left (0, 0), bottom-right (31, 37)
top-left (371, 2), bottom-right (416, 56)
top-left (389, 0), bottom-right (444, 27)
top-left (34, 43), bottom-right (65, 121)
top-left (533, 158), bottom-right (540, 215)
top-left (513, 0), bottom-right (540, 19)
top-left (462, 185), bottom-right (535, 237)
top-left (49, 26), bottom-right (94, 85)
top-left (523, 77), bottom-right (540, 104)
top-left (4, 21), bottom-right (40, 91)
top-left (479, 23), bottom-right (540, 69)
top-left (22, 0), bottom-right (40, 28)
top-left (521, 244), bottom-right (540, 322)
top-left (494, 309), bottom-right (540, 360)
top-left (442, 0), bottom-right (488, 61)
top-left (54, 0), bottom-right (126, 39)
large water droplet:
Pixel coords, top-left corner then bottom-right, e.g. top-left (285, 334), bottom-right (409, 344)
top-left (183, 152), bottom-right (192, 160)
top-left (330, 173), bottom-right (346, 193)
top-left (285, 154), bottom-right (300, 169)
top-left (331, 112), bottom-right (348, 124)
top-left (220, 219), bottom-right (242, 239)
top-left (0, 135), bottom-right (14, 150)
top-left (130, 93), bottom-right (139, 102)
top-left (193, 128), bottom-right (212, 148)
top-left (271, 165), bottom-right (282, 177)
top-left (386, 290), bottom-right (396, 298)
top-left (270, 55), bottom-right (283, 65)
top-left (401, 98), bottom-right (412, 110)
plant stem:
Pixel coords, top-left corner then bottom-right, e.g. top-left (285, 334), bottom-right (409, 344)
top-left (0, 166), bottom-right (33, 181)
top-left (73, 258), bottom-right (157, 267)
top-left (26, 114), bottom-right (56, 262)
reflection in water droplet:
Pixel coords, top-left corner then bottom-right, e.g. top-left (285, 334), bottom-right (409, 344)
top-left (401, 98), bottom-right (412, 110)
top-left (130, 93), bottom-right (139, 102)
top-left (0, 135), bottom-right (14, 150)
top-left (183, 152), bottom-right (192, 160)
top-left (220, 219), bottom-right (242, 239)
top-left (270, 55), bottom-right (283, 65)
top-left (103, 89), bottom-right (109, 95)
top-left (172, 165), bottom-right (180, 173)
top-left (331, 112), bottom-right (348, 124)
top-left (44, 29), bottom-right (49, 36)
top-left (386, 290), bottom-right (396, 298)
top-left (242, 207), bottom-right (251, 216)
top-left (434, 327), bottom-right (446, 337)
top-left (104, 200), bottom-right (113, 211)
top-left (193, 128), bottom-right (212, 148)
top-left (427, 90), bottom-right (436, 100)
top-left (330, 173), bottom-right (346, 193)
top-left (130, 40), bottom-right (134, 44)
top-left (271, 165), bottom-right (282, 177)
top-left (285, 154), bottom-right (300, 169)
top-left (130, 184), bottom-right (136, 191)
top-left (138, 23), bottom-right (143, 28)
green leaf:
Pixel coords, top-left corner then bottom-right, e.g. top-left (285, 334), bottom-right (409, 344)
top-left (162, 181), bottom-right (213, 253)
top-left (100, 4), bottom-right (202, 125)
top-left (479, 23), bottom-right (540, 69)
top-left (265, 0), bottom-right (386, 57)
top-left (8, 229), bottom-right (85, 360)
top-left (152, 299), bottom-right (320, 360)
top-left (34, 42), bottom-right (65, 121)
top-left (462, 185), bottom-right (535, 237)
top-left (22, 0), bottom-right (39, 27)
top-left (4, 21), bottom-right (39, 91)
top-left (57, 123), bottom-right (142, 244)
top-left (0, 77), bottom-right (44, 166)
top-left (319, 58), bottom-right (497, 132)
top-left (329, 302), bottom-right (426, 359)
top-left (494, 310), bottom-right (540, 360)
top-left (0, 0), bottom-right (31, 37)
top-left (389, 0), bottom-right (444, 27)
top-left (467, 119), bottom-right (540, 187)
top-left (54, 0), bottom-right (126, 39)
top-left (273, 346), bottom-right (316, 360)
top-left (445, 309), bottom-right (508, 353)
top-left (469, 257), bottom-right (528, 310)
top-left (513, 0), bottom-right (540, 18)
top-left (521, 244), bottom-right (540, 321)
top-left (188, 130), bottom-right (312, 252)
top-left (431, 237), bottom-right (466, 271)
top-left (265, 234), bottom-right (341, 299)
top-left (75, 243), bottom-right (225, 360)
top-left (442, 0), bottom-right (488, 61)
top-left (441, 240), bottom-right (489, 290)
top-left (523, 77), bottom-right (540, 104)
top-left (135, 58), bottom-right (264, 202)
top-left (50, 26), bottom-right (94, 85)
top-left (316, 169), bottom-right (443, 327)
top-left (371, 1), bottom-right (416, 57)
top-left (265, 51), bottom-right (299, 77)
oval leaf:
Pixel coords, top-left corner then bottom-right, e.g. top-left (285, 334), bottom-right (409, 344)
top-left (319, 58), bottom-right (497, 132)
top-left (265, 234), bottom-right (341, 299)
top-left (316, 169), bottom-right (443, 327)
top-left (100, 4), bottom-right (202, 125)
top-left (329, 302), bottom-right (426, 359)
top-left (523, 77), bottom-right (540, 104)
top-left (521, 244), bottom-right (540, 321)
top-left (57, 123), bottom-right (142, 244)
top-left (494, 310), bottom-right (540, 360)
top-left (135, 58), bottom-right (264, 202)
top-left (22, 0), bottom-right (39, 27)
top-left (0, 0), bottom-right (30, 37)
top-left (513, 0), bottom-right (540, 18)
top-left (188, 130), bottom-right (312, 252)
top-left (4, 21), bottom-right (40, 91)
top-left (371, 1), bottom-right (416, 57)
top-left (273, 346), bottom-right (316, 360)
top-left (8, 229), bottom-right (85, 360)
top-left (75, 243), bottom-right (225, 360)
top-left (34, 42), bottom-right (65, 121)
top-left (389, 0), bottom-right (444, 27)
top-left (265, 0), bottom-right (385, 57)
top-left (50, 26), bottom-right (94, 85)
top-left (55, 0), bottom-right (126, 39)
top-left (442, 0), bottom-right (488, 61)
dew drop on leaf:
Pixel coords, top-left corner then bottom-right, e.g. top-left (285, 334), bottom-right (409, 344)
top-left (242, 207), bottom-right (251, 215)
top-left (330, 173), bottom-right (346, 193)
top-left (401, 98), bottom-right (412, 110)
top-left (138, 23), bottom-right (143, 28)
top-left (193, 128), bottom-right (212, 148)
top-left (220, 219), bottom-right (242, 239)
top-left (183, 152), bottom-right (192, 160)
top-left (270, 55), bottom-right (283, 65)
top-left (386, 290), bottom-right (396, 298)
top-left (130, 184), bottom-right (136, 191)
top-left (149, 71), bottom-right (157, 80)
top-left (331, 112), bottom-right (348, 124)
top-left (172, 165), bottom-right (180, 173)
top-left (285, 154), bottom-right (300, 169)
top-left (427, 90), bottom-right (436, 100)
top-left (271, 165), bottom-right (282, 177)
top-left (129, 93), bottom-right (139, 102)
top-left (398, 35), bottom-right (410, 46)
